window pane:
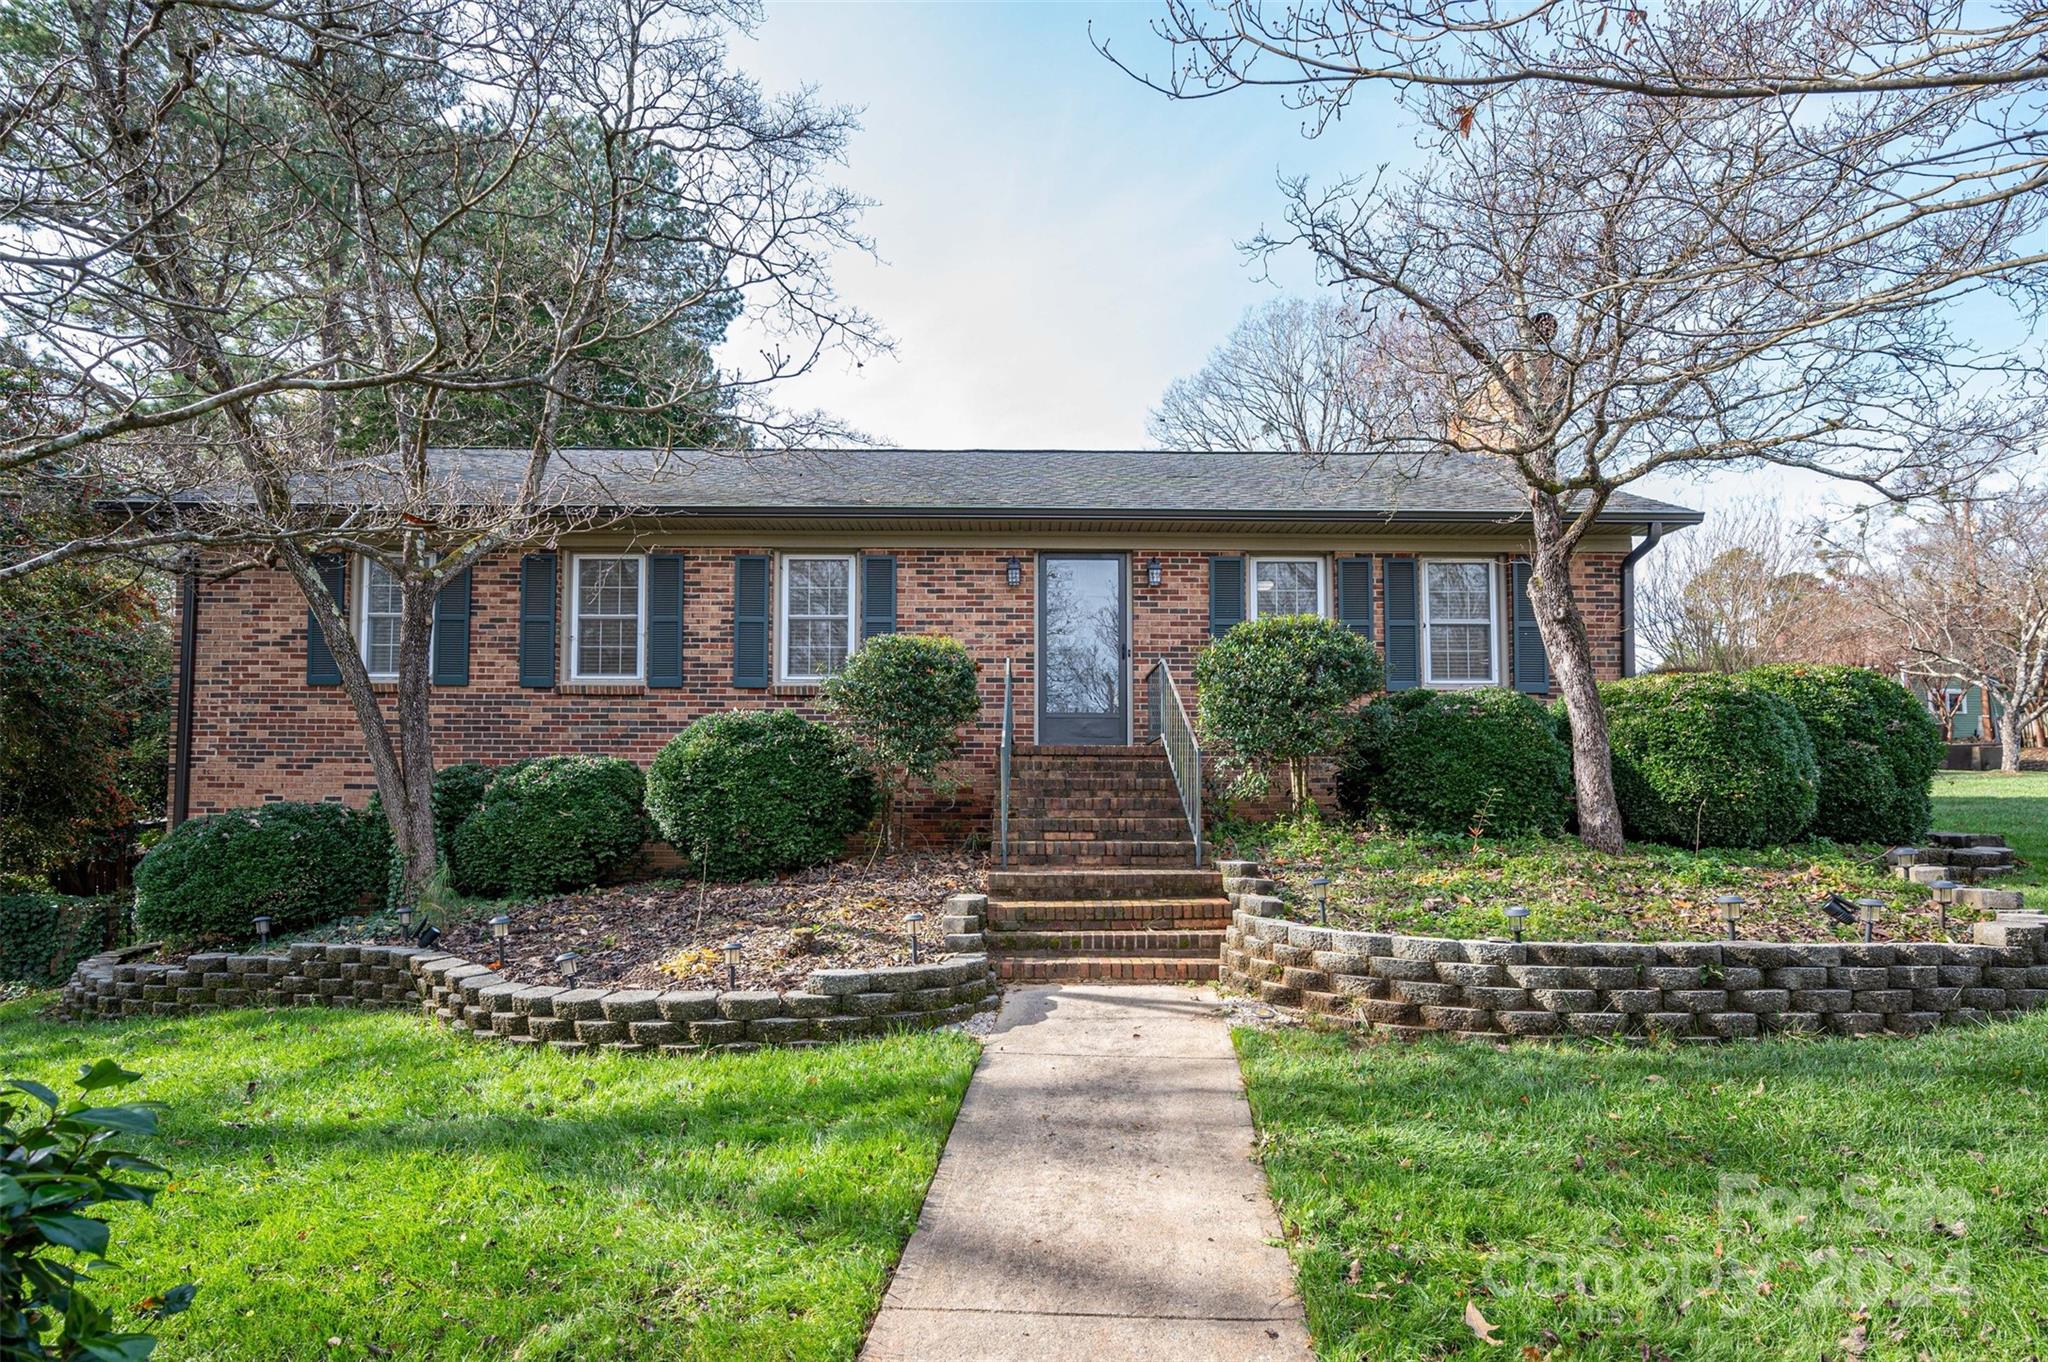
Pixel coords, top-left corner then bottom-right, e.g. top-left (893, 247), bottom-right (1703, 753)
top-left (788, 558), bottom-right (849, 615)
top-left (1430, 623), bottom-right (1491, 682)
top-left (367, 616), bottom-right (399, 675)
top-left (1256, 561), bottom-right (1319, 616)
top-left (1427, 562), bottom-right (1491, 621)
top-left (578, 557), bottom-right (639, 617)
top-left (788, 617), bottom-right (849, 678)
top-left (576, 617), bottom-right (639, 677)
top-left (365, 561), bottom-right (403, 614)
top-left (783, 558), bottom-right (852, 679)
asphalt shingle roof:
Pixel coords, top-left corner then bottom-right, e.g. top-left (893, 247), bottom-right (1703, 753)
top-left (426, 447), bottom-right (1701, 525)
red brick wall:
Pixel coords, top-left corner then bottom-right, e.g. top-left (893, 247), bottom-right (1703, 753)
top-left (173, 544), bottom-right (1632, 843)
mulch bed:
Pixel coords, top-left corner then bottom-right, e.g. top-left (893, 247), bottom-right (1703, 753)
top-left (438, 853), bottom-right (987, 993)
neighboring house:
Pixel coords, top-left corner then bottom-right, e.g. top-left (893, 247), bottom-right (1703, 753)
top-left (167, 449), bottom-right (1699, 839)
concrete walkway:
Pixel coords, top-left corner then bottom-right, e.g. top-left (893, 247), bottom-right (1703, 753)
top-left (861, 985), bottom-right (1316, 1361)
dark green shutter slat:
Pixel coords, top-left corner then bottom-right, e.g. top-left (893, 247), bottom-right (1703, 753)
top-left (732, 554), bottom-right (771, 688)
top-left (648, 554), bottom-right (685, 688)
top-left (1208, 556), bottom-right (1246, 639)
top-left (861, 554), bottom-right (897, 642)
top-left (1383, 558), bottom-right (1419, 690)
top-left (431, 567), bottom-right (471, 686)
top-left (306, 555), bottom-right (347, 686)
top-left (1336, 556), bottom-right (1374, 639)
top-left (518, 553), bottom-right (556, 689)
top-left (1512, 560), bottom-right (1550, 694)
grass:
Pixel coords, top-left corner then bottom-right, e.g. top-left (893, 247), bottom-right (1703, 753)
top-left (1237, 1015), bottom-right (2048, 1361)
top-left (0, 996), bottom-right (979, 1361)
top-left (1219, 772), bottom-right (2048, 942)
top-left (1931, 770), bottom-right (2048, 909)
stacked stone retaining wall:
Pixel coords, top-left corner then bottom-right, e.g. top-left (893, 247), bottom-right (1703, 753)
top-left (61, 930), bottom-right (997, 1055)
top-left (1216, 861), bottom-right (2048, 1042)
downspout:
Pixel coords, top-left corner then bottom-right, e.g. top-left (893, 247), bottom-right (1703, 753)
top-left (170, 569), bottom-right (199, 827)
top-left (1618, 521), bottom-right (1666, 678)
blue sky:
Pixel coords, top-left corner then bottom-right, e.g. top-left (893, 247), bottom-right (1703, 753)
top-left (725, 2), bottom-right (1886, 522)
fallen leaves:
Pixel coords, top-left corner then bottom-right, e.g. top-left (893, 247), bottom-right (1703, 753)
top-left (1465, 1299), bottom-right (1502, 1345)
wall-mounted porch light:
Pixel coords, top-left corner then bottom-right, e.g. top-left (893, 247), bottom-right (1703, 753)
top-left (1005, 556), bottom-right (1022, 588)
top-left (1146, 557), bottom-right (1162, 588)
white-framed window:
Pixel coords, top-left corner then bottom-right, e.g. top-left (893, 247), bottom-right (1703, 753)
top-left (779, 553), bottom-right (857, 683)
top-left (357, 557), bottom-right (404, 680)
top-left (1422, 558), bottom-right (1499, 685)
top-left (568, 553), bottom-right (646, 682)
top-left (1250, 557), bottom-right (1326, 619)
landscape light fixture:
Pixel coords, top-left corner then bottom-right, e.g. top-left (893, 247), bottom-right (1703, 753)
top-left (1309, 876), bottom-right (1331, 926)
top-left (488, 913), bottom-right (511, 968)
top-left (1930, 879), bottom-right (1960, 933)
top-left (416, 924), bottom-right (442, 950)
top-left (554, 950), bottom-right (580, 983)
top-left (1146, 557), bottom-right (1162, 588)
top-left (1504, 903), bottom-right (1530, 943)
top-left (723, 941), bottom-right (742, 991)
top-left (1855, 898), bottom-right (1884, 943)
top-left (396, 904), bottom-right (415, 936)
top-left (252, 914), bottom-right (272, 948)
top-left (1005, 556), bottom-right (1022, 588)
top-left (907, 911), bottom-right (926, 965)
top-left (1715, 894), bottom-right (1744, 941)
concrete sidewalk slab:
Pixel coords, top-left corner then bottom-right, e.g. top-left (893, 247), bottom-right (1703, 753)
top-left (861, 984), bottom-right (1315, 1361)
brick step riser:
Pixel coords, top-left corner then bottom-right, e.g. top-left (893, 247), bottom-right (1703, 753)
top-left (1009, 784), bottom-right (1185, 803)
top-left (987, 870), bottom-right (1225, 900)
top-left (992, 933), bottom-right (1224, 956)
top-left (1008, 857), bottom-right (1197, 871)
top-left (1013, 804), bottom-right (1191, 821)
top-left (1007, 818), bottom-right (1195, 840)
top-left (989, 899), bottom-right (1231, 929)
top-left (1014, 743), bottom-right (1163, 757)
top-left (997, 957), bottom-right (1221, 984)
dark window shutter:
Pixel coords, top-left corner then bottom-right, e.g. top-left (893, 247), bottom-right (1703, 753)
top-left (1383, 558), bottom-right (1419, 690)
top-left (1335, 556), bottom-right (1374, 639)
top-left (861, 554), bottom-right (897, 642)
top-left (648, 554), bottom-right (685, 688)
top-left (518, 553), bottom-right (556, 689)
top-left (431, 567), bottom-right (472, 686)
top-left (306, 555), bottom-right (347, 686)
top-left (732, 554), bottom-right (771, 688)
top-left (1208, 556), bottom-right (1246, 639)
top-left (1511, 559), bottom-right (1550, 694)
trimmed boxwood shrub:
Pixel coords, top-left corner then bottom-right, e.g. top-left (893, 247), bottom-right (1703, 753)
top-left (1587, 673), bottom-right (1820, 849)
top-left (1336, 687), bottom-right (1573, 837)
top-left (645, 709), bottom-right (878, 879)
top-left (450, 756), bottom-right (648, 898)
top-left (134, 802), bottom-right (389, 940)
top-left (368, 760), bottom-right (505, 896)
top-left (1742, 664), bottom-right (1942, 844)
top-left (0, 891), bottom-right (110, 982)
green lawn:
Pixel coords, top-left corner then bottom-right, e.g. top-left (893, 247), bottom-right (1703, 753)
top-left (1932, 770), bottom-right (2048, 909)
top-left (0, 998), bottom-right (978, 1361)
top-left (1238, 1016), bottom-right (2048, 1361)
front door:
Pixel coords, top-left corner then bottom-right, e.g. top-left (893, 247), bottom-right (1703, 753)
top-left (1037, 553), bottom-right (1129, 745)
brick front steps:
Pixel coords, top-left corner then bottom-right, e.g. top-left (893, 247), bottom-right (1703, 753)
top-left (1218, 858), bottom-right (2048, 1042)
top-left (60, 933), bottom-right (999, 1053)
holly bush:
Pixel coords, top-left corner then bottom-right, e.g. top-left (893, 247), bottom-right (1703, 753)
top-left (1337, 687), bottom-right (1573, 837)
top-left (449, 756), bottom-right (647, 898)
top-left (1195, 615), bottom-right (1383, 809)
top-left (822, 635), bottom-right (980, 844)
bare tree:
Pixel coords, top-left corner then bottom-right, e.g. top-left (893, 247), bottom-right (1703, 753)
top-left (1108, 0), bottom-right (2048, 276)
top-left (1637, 498), bottom-right (1829, 672)
top-left (1842, 487), bottom-right (2048, 772)
top-left (1149, 296), bottom-right (1423, 453)
top-left (1136, 47), bottom-right (2039, 849)
top-left (0, 0), bottom-right (878, 899)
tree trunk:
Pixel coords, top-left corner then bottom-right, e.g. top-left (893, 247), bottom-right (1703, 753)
top-left (1996, 701), bottom-right (2024, 773)
top-left (1527, 498), bottom-right (1627, 854)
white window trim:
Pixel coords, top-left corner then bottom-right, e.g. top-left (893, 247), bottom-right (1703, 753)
top-left (778, 552), bottom-right (859, 684)
top-left (355, 556), bottom-right (414, 682)
top-left (1421, 557), bottom-right (1500, 687)
top-left (1248, 556), bottom-right (1328, 619)
top-left (567, 552), bottom-right (649, 684)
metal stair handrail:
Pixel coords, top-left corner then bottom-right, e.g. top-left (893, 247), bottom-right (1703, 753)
top-left (1146, 658), bottom-right (1203, 868)
top-left (997, 657), bottom-right (1014, 868)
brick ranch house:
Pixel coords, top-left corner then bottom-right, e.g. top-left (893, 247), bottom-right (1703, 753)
top-left (167, 448), bottom-right (1700, 849)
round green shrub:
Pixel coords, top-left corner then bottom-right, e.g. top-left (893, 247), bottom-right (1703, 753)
top-left (450, 756), bottom-right (648, 898)
top-left (0, 892), bottom-right (110, 983)
top-left (1195, 614), bottom-right (1384, 809)
top-left (1336, 687), bottom-right (1573, 837)
top-left (1741, 664), bottom-right (1942, 844)
top-left (134, 802), bottom-right (390, 941)
top-left (368, 760), bottom-right (502, 894)
top-left (1588, 674), bottom-right (1820, 849)
top-left (645, 709), bottom-right (878, 879)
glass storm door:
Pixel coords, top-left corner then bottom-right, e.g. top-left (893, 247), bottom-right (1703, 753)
top-left (1037, 553), bottom-right (1130, 745)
